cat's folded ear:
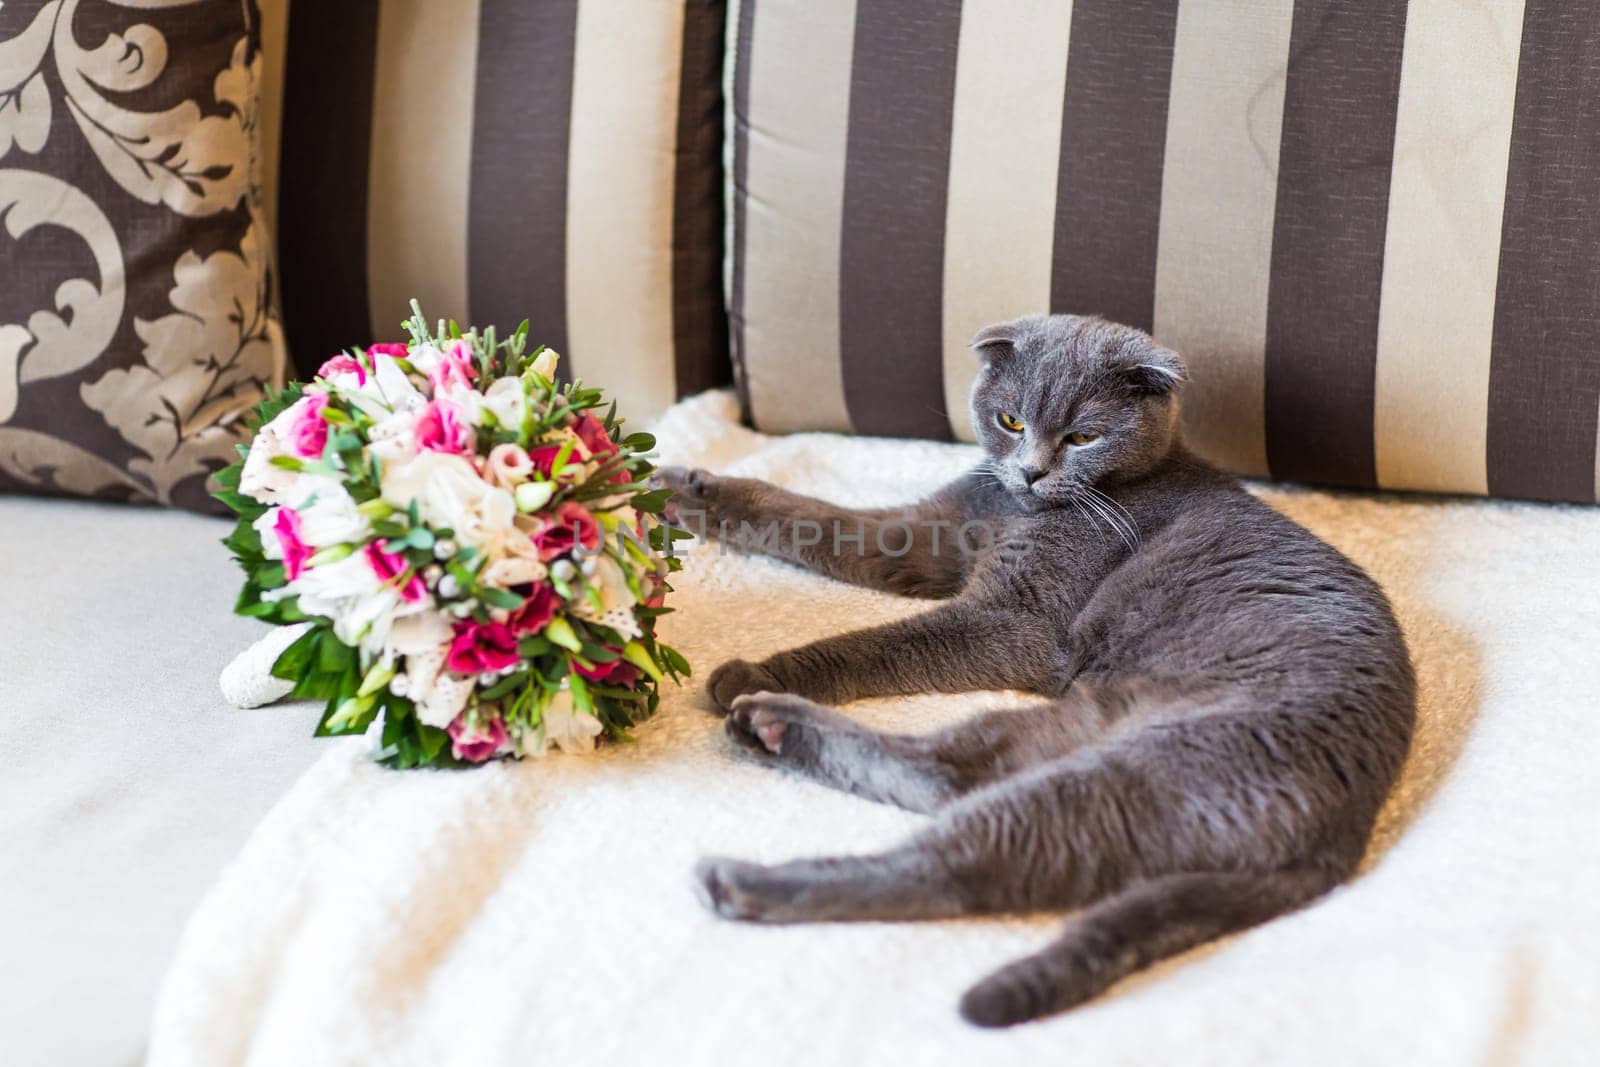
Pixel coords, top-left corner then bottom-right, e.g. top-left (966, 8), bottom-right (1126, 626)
top-left (1120, 339), bottom-right (1187, 395)
top-left (969, 320), bottom-right (1020, 358)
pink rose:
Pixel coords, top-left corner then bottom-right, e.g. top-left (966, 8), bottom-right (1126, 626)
top-left (531, 502), bottom-right (601, 561)
top-left (446, 618), bottom-right (521, 674)
top-left (572, 412), bottom-right (633, 485)
top-left (363, 539), bottom-right (426, 602)
top-left (511, 584), bottom-right (557, 635)
top-left (414, 399), bottom-right (473, 454)
top-left (574, 649), bottom-right (640, 688)
top-left (273, 507), bottom-right (313, 580)
top-left (447, 712), bottom-right (507, 763)
top-left (429, 340), bottom-right (476, 393)
top-left (485, 443), bottom-right (534, 488)
top-left (316, 353), bottom-right (366, 385)
top-left (528, 445), bottom-right (568, 480)
top-left (288, 391), bottom-right (329, 457)
top-left (572, 412), bottom-right (616, 457)
top-left (366, 342), bottom-right (409, 360)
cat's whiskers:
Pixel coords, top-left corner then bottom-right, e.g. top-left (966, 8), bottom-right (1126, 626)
top-left (1073, 488), bottom-right (1137, 554)
top-left (1068, 496), bottom-right (1113, 550)
top-left (1082, 484), bottom-right (1140, 549)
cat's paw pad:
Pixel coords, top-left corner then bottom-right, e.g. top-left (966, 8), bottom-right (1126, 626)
top-left (652, 466), bottom-right (717, 525)
top-left (725, 692), bottom-right (825, 757)
top-left (707, 658), bottom-right (780, 714)
top-left (693, 856), bottom-right (778, 921)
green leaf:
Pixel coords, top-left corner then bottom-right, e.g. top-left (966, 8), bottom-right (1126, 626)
top-left (630, 488), bottom-right (672, 514)
top-left (357, 660), bottom-right (397, 697)
top-left (659, 643), bottom-right (692, 678)
top-left (322, 693), bottom-right (378, 735)
top-left (307, 543), bottom-right (354, 566)
top-left (270, 626), bottom-right (319, 682)
top-left (568, 671), bottom-right (594, 714)
top-left (269, 455), bottom-right (304, 471)
top-left (480, 670), bottom-right (528, 700)
top-left (586, 683), bottom-right (648, 701)
top-left (545, 616), bottom-right (582, 652)
top-left (212, 489), bottom-right (266, 520)
top-left (213, 461), bottom-right (243, 491)
top-left (621, 640), bottom-right (664, 683)
top-left (477, 585), bottom-right (526, 611)
top-left (516, 635), bottom-right (552, 657)
top-left (419, 726), bottom-right (448, 762)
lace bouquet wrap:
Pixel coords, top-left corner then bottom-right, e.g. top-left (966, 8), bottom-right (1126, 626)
top-left (215, 304), bottom-right (689, 767)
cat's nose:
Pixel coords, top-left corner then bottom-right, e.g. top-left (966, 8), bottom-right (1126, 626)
top-left (1021, 465), bottom-right (1047, 486)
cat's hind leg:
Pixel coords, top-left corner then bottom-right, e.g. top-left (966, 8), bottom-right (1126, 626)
top-left (723, 689), bottom-right (1119, 814)
top-left (958, 867), bottom-right (1336, 1026)
top-left (697, 740), bottom-right (1143, 924)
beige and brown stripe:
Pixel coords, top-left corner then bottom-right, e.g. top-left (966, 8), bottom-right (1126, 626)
top-left (729, 0), bottom-right (1600, 504)
top-left (260, 0), bottom-right (730, 425)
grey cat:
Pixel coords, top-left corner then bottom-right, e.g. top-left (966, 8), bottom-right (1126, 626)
top-left (654, 314), bottom-right (1415, 1027)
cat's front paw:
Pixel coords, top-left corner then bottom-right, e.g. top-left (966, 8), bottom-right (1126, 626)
top-left (693, 856), bottom-right (792, 922)
top-left (652, 465), bottom-right (719, 526)
top-left (706, 658), bottom-right (781, 713)
top-left (725, 692), bottom-right (843, 766)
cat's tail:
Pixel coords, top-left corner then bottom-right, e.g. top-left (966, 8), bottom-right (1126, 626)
top-left (958, 867), bottom-right (1334, 1027)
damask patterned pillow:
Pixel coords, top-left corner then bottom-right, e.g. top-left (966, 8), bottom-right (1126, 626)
top-left (0, 0), bottom-right (282, 512)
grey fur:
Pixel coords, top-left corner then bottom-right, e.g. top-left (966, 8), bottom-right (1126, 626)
top-left (655, 314), bottom-right (1415, 1027)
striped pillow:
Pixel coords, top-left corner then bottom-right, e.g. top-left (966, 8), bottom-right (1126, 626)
top-left (727, 0), bottom-right (1600, 504)
top-left (257, 0), bottom-right (729, 424)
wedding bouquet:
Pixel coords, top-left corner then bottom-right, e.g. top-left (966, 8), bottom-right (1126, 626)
top-left (214, 303), bottom-right (689, 768)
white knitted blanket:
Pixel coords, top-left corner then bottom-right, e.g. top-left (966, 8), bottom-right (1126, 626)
top-left (149, 391), bottom-right (1600, 1066)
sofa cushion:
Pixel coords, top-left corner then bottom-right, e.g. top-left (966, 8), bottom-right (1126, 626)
top-left (726, 0), bottom-right (1600, 504)
top-left (259, 0), bottom-right (730, 426)
top-left (0, 0), bottom-right (285, 513)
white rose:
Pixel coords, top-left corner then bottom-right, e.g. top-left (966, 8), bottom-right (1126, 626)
top-left (406, 343), bottom-right (444, 379)
top-left (387, 612), bottom-right (453, 656)
top-left (415, 672), bottom-right (473, 730)
top-left (399, 631), bottom-right (474, 731)
top-left (293, 479), bottom-right (370, 546)
top-left (238, 401), bottom-right (307, 504)
top-left (367, 407), bottom-right (419, 468)
top-left (569, 553), bottom-right (641, 639)
top-left (482, 552), bottom-right (546, 589)
top-left (525, 685), bottom-right (601, 756)
top-left (372, 351), bottom-right (426, 413)
top-left (481, 377), bottom-right (526, 429)
top-left (380, 451), bottom-right (500, 535)
top-left (529, 347), bottom-right (560, 381)
top-left (284, 550), bottom-right (429, 657)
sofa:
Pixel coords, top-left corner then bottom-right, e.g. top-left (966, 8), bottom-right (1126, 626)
top-left (3, 2), bottom-right (1598, 1064)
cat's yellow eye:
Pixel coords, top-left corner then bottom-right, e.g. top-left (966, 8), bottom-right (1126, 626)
top-left (997, 412), bottom-right (1025, 433)
top-left (1066, 431), bottom-right (1100, 446)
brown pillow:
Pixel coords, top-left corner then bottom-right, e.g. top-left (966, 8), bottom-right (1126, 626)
top-left (0, 0), bottom-right (283, 512)
top-left (726, 0), bottom-right (1600, 504)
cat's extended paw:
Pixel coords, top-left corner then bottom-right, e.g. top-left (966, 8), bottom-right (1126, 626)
top-left (693, 856), bottom-right (794, 922)
top-left (706, 658), bottom-right (781, 714)
top-left (652, 465), bottom-right (718, 526)
top-left (725, 692), bottom-right (841, 765)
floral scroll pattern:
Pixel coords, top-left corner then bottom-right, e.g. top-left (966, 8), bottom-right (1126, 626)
top-left (0, 0), bottom-right (283, 510)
